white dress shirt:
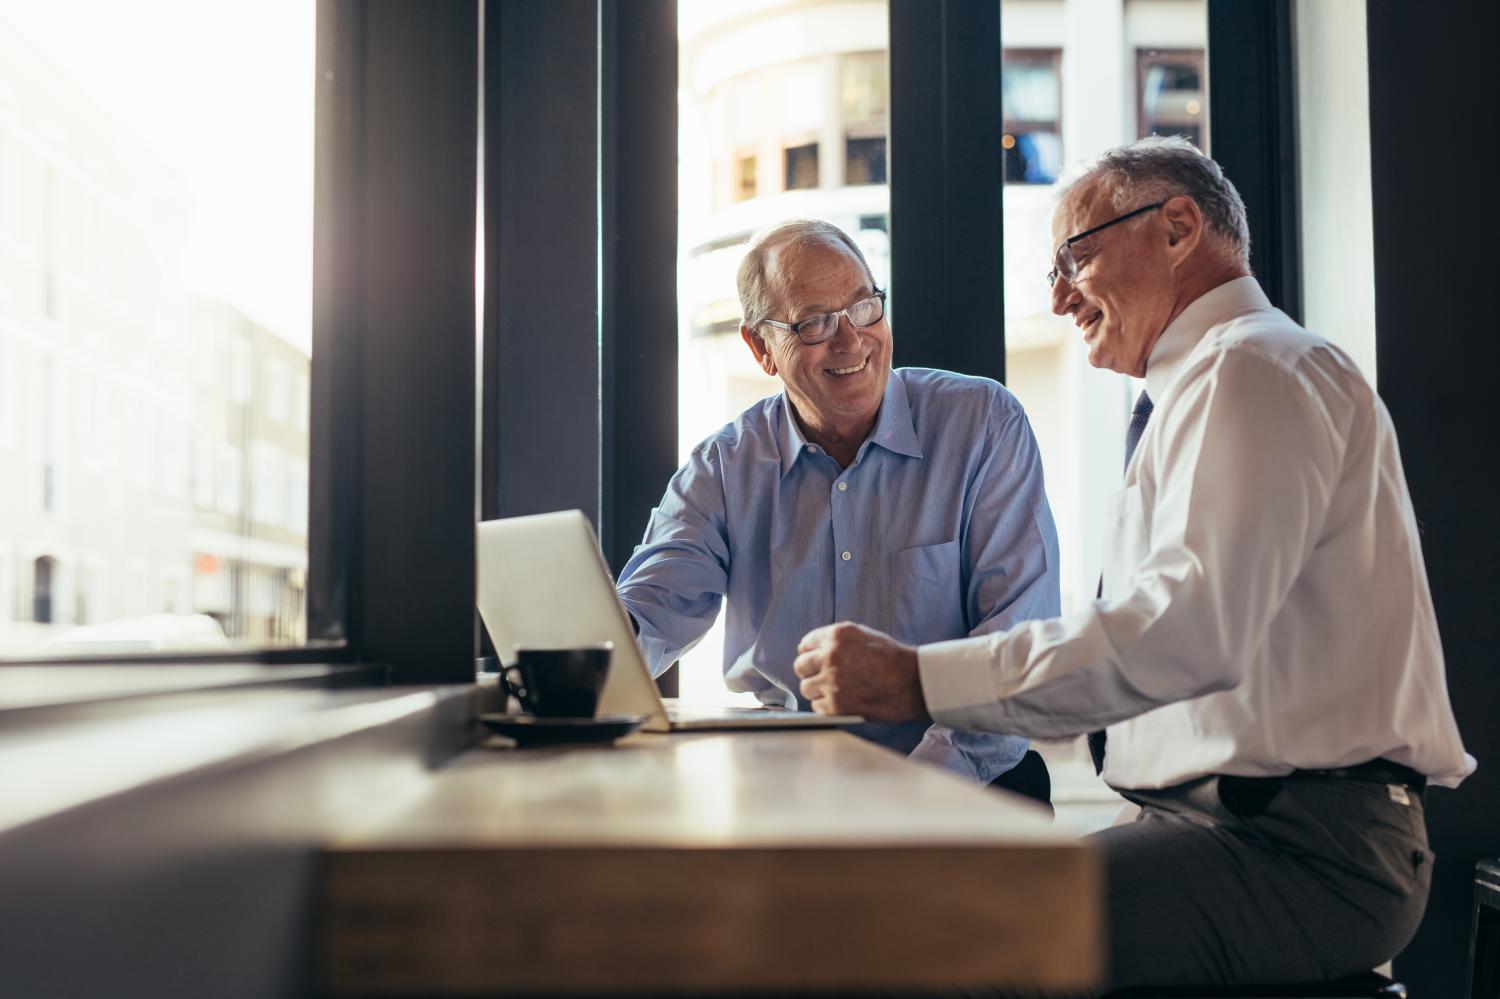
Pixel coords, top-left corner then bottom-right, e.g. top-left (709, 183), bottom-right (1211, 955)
top-left (919, 277), bottom-right (1475, 790)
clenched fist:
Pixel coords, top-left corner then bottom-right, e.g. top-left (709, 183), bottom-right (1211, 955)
top-left (793, 621), bottom-right (930, 723)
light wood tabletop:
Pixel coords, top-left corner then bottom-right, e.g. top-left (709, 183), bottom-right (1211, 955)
top-left (320, 728), bottom-right (1102, 996)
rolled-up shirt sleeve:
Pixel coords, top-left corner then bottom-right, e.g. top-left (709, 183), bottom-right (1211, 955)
top-left (919, 347), bottom-right (1344, 739)
top-left (616, 442), bottom-right (732, 676)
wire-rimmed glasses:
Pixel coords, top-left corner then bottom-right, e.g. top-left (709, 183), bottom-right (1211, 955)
top-left (1046, 202), bottom-right (1164, 288)
top-left (760, 291), bottom-right (887, 346)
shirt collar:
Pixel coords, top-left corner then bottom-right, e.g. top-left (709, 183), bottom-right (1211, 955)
top-left (777, 371), bottom-right (923, 478)
top-left (1144, 276), bottom-right (1272, 402)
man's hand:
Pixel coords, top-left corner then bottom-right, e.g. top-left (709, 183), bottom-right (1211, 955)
top-left (793, 622), bottom-right (930, 723)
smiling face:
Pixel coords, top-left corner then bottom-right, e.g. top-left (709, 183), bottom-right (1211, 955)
top-left (742, 238), bottom-right (892, 445)
top-left (1049, 181), bottom-right (1180, 377)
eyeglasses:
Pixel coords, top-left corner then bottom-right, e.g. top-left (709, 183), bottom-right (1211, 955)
top-left (760, 291), bottom-right (887, 346)
top-left (1046, 202), bottom-right (1163, 288)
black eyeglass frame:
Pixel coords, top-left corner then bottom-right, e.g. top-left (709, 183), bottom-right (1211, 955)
top-left (1046, 202), bottom-right (1164, 288)
top-left (759, 290), bottom-right (888, 346)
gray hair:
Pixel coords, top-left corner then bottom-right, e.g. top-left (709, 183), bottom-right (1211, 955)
top-left (1062, 136), bottom-right (1251, 268)
top-left (736, 219), bottom-right (877, 331)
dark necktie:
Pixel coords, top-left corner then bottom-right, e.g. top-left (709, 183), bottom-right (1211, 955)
top-left (1088, 390), bottom-right (1154, 774)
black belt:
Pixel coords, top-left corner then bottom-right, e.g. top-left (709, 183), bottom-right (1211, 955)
top-left (1290, 757), bottom-right (1427, 792)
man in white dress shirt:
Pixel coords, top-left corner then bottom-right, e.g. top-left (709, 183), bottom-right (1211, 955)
top-left (791, 136), bottom-right (1474, 990)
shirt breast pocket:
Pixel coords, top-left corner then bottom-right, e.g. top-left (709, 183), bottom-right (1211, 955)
top-left (885, 540), bottom-right (965, 644)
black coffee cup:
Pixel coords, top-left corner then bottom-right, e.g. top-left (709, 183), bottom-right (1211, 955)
top-left (499, 644), bottom-right (613, 718)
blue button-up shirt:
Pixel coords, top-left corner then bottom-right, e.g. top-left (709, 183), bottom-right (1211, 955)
top-left (617, 367), bottom-right (1060, 782)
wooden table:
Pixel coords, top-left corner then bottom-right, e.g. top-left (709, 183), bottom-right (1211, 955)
top-left (320, 728), bottom-right (1102, 996)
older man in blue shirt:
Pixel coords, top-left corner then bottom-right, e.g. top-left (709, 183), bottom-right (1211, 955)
top-left (617, 218), bottom-right (1059, 792)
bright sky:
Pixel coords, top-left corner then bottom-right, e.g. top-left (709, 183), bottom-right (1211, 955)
top-left (0, 0), bottom-right (315, 353)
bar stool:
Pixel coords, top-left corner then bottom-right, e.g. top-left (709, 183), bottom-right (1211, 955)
top-left (1104, 970), bottom-right (1406, 997)
top-left (1471, 857), bottom-right (1500, 998)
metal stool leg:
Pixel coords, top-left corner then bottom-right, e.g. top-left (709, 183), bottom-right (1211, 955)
top-left (1471, 858), bottom-right (1500, 999)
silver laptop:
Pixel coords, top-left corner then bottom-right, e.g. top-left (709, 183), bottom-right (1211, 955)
top-left (476, 510), bottom-right (864, 733)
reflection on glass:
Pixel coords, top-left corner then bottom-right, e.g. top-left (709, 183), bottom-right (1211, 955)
top-left (0, 2), bottom-right (313, 657)
top-left (676, 0), bottom-right (890, 706)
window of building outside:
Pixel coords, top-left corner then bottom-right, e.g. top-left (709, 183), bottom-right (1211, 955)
top-left (783, 142), bottom-right (819, 190)
top-left (1002, 49), bottom-right (1062, 184)
top-left (1138, 48), bottom-right (1206, 148)
top-left (1001, 0), bottom-right (1207, 828)
top-left (734, 153), bottom-right (758, 202)
top-left (0, 1), bottom-right (314, 658)
top-left (841, 50), bottom-right (887, 186)
top-left (676, 0), bottom-right (890, 707)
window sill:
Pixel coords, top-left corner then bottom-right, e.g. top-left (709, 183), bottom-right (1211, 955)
top-left (0, 665), bottom-right (479, 837)
top-left (0, 661), bottom-right (380, 721)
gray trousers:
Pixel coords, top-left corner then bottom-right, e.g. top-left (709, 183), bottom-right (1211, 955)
top-left (1096, 772), bottom-right (1433, 991)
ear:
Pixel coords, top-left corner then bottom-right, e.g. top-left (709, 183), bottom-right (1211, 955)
top-left (1161, 195), bottom-right (1204, 263)
top-left (741, 323), bottom-right (778, 376)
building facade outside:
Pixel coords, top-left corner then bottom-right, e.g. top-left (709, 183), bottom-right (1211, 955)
top-left (0, 14), bottom-right (308, 656)
top-left (189, 296), bottom-right (309, 648)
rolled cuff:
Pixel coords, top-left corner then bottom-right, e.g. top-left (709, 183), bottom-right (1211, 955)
top-left (917, 634), bottom-right (1000, 725)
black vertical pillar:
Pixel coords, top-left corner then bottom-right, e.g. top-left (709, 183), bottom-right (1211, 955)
top-left (1207, 0), bottom-right (1301, 322)
top-left (1367, 1), bottom-right (1500, 992)
top-left (485, 0), bottom-right (602, 525)
top-left (484, 1), bottom-right (679, 690)
top-left (599, 0), bottom-right (678, 578)
top-left (888, 0), bottom-right (1006, 381)
top-left (314, 0), bottom-right (479, 683)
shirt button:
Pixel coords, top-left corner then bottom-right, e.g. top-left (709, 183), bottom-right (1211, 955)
top-left (841, 551), bottom-right (852, 561)
top-left (837, 482), bottom-right (847, 491)
top-left (806, 444), bottom-right (819, 453)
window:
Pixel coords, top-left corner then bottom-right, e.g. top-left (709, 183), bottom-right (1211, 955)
top-left (266, 356), bottom-right (290, 424)
top-left (840, 50), bottom-right (886, 121)
top-left (1001, 0), bottom-right (1208, 832)
top-left (43, 165), bottom-right (59, 320)
top-left (677, 1), bottom-right (890, 707)
top-left (293, 371), bottom-right (309, 434)
top-left (0, 546), bottom-right (12, 626)
top-left (230, 332), bottom-right (252, 405)
top-left (160, 420), bottom-right (188, 500)
top-left (1137, 49), bottom-right (1206, 148)
top-left (32, 556), bottom-right (55, 624)
top-left (193, 435), bottom-right (216, 510)
top-left (217, 445), bottom-right (242, 517)
top-left (1002, 50), bottom-right (1062, 185)
top-left (250, 441), bottom-right (285, 528)
top-left (0, 331), bottom-right (12, 448)
top-left (73, 561), bottom-right (95, 624)
top-left (734, 153), bottom-right (757, 201)
top-left (841, 50), bottom-right (887, 187)
top-left (0, 2), bottom-right (313, 658)
top-left (783, 142), bottom-right (819, 190)
top-left (844, 136), bottom-right (887, 186)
